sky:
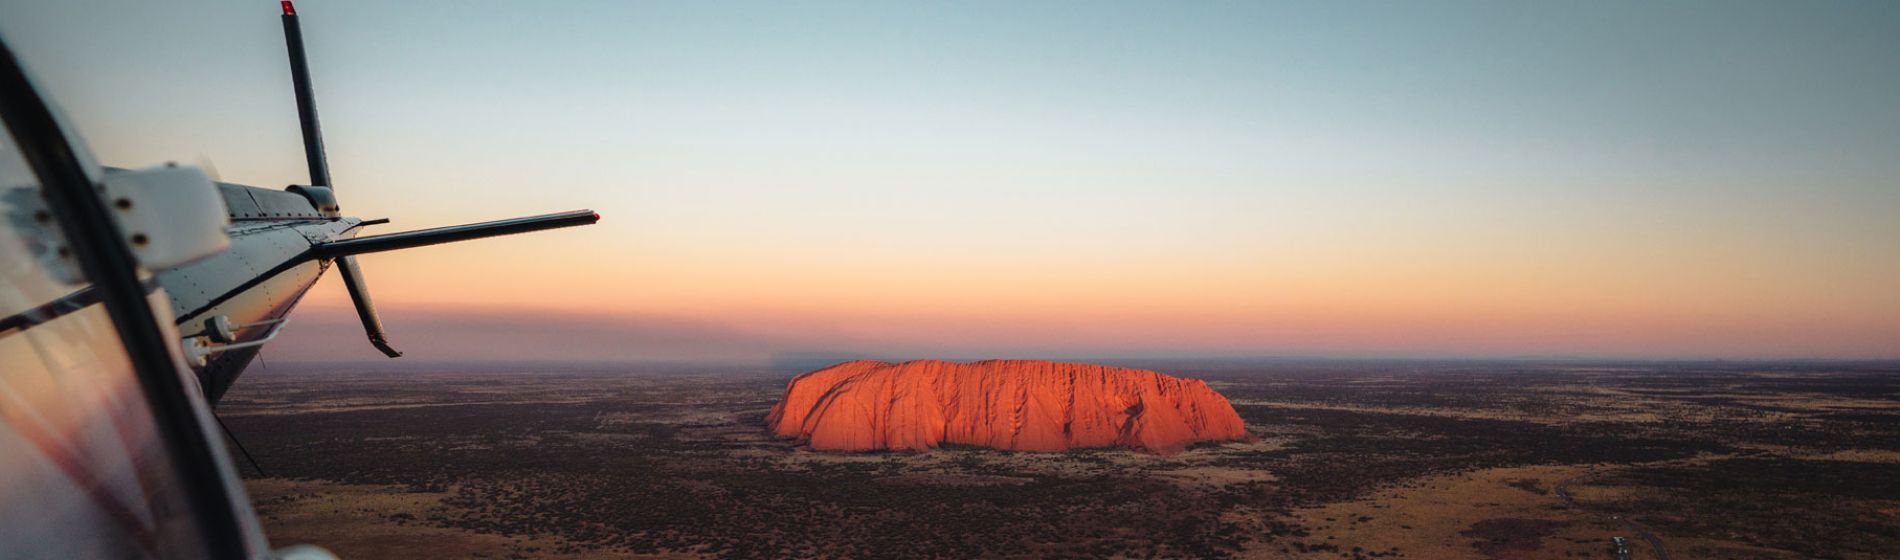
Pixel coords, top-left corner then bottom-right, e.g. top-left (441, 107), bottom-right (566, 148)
top-left (2, 0), bottom-right (1897, 362)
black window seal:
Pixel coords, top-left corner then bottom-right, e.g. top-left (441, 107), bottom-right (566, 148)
top-left (0, 280), bottom-right (159, 339)
top-left (0, 38), bottom-right (251, 559)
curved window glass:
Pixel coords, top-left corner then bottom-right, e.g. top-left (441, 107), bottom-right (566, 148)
top-left (0, 114), bottom-right (208, 558)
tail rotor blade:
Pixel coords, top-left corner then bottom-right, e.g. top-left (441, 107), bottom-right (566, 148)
top-left (335, 256), bottom-right (400, 357)
top-left (313, 210), bottom-right (601, 259)
top-left (281, 0), bottom-right (331, 188)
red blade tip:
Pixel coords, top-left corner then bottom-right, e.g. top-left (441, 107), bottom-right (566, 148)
top-left (281, 1), bottom-right (296, 16)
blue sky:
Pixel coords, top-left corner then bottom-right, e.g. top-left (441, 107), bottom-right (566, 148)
top-left (3, 1), bottom-right (1897, 361)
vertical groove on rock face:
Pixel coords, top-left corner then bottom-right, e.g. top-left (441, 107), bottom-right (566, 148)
top-left (766, 359), bottom-right (1250, 455)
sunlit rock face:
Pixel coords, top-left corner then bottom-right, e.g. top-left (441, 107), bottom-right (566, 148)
top-left (767, 360), bottom-right (1249, 455)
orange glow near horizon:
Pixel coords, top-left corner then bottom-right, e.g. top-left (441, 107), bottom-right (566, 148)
top-left (283, 198), bottom-right (1900, 360)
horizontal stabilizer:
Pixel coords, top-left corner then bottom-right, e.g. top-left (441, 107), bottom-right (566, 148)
top-left (314, 210), bottom-right (599, 259)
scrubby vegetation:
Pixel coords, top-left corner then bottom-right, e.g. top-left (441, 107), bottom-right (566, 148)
top-left (224, 361), bottom-right (1900, 559)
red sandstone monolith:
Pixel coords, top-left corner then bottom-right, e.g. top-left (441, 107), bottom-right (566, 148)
top-left (766, 359), bottom-right (1249, 455)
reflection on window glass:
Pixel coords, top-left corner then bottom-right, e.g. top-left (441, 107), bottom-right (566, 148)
top-left (0, 126), bottom-right (68, 320)
top-left (0, 121), bottom-right (208, 558)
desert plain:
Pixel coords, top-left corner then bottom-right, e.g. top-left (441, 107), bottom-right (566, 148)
top-left (220, 360), bottom-right (1900, 559)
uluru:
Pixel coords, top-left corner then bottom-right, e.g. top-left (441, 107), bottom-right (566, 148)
top-left (766, 359), bottom-right (1250, 455)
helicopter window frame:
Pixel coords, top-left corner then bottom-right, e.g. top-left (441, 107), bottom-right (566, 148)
top-left (0, 39), bottom-right (252, 560)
